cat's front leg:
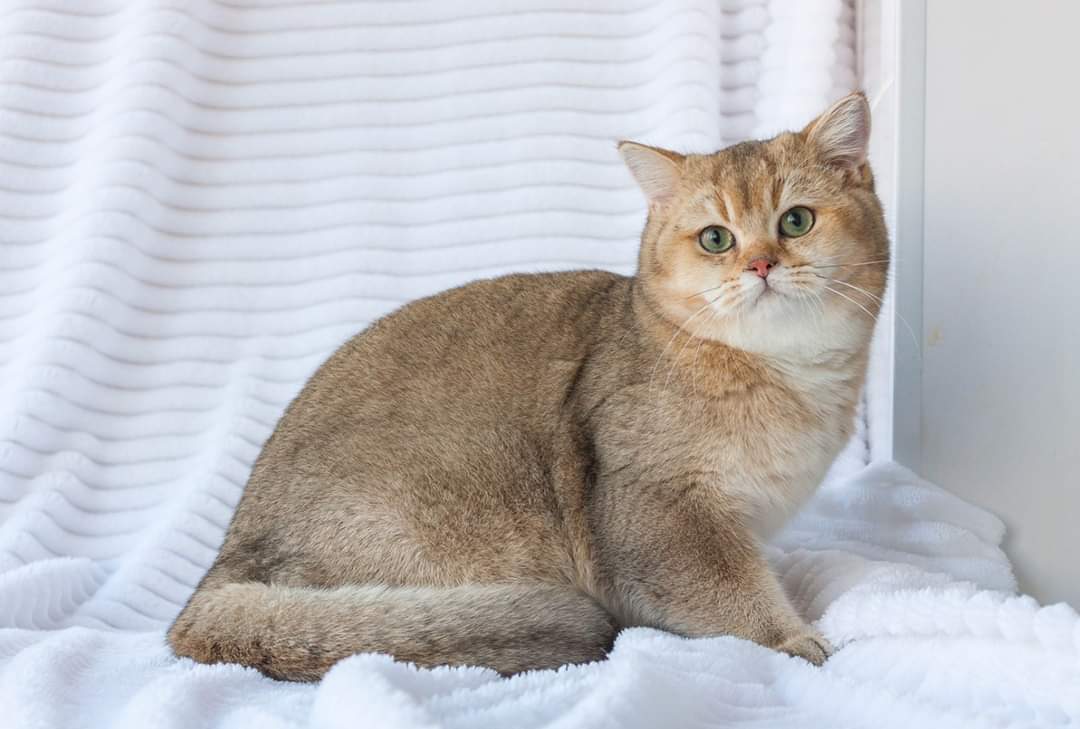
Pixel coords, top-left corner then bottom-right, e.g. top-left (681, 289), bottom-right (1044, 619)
top-left (597, 483), bottom-right (832, 664)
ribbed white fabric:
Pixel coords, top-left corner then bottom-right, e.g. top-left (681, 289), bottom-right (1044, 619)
top-left (7, 3), bottom-right (1075, 729)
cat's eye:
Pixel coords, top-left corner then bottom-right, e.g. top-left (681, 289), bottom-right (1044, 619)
top-left (779, 207), bottom-right (815, 237)
top-left (698, 226), bottom-right (735, 254)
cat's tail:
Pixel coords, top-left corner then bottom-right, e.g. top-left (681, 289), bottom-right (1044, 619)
top-left (167, 580), bottom-right (616, 681)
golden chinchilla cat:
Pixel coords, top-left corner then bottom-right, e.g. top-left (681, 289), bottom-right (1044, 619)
top-left (169, 93), bottom-right (888, 681)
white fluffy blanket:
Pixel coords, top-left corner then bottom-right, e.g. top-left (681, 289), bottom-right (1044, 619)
top-left (2, 0), bottom-right (1077, 726)
top-left (3, 463), bottom-right (1078, 728)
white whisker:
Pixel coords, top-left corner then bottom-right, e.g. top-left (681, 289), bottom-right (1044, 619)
top-left (685, 283), bottom-right (726, 300)
top-left (822, 277), bottom-right (885, 305)
top-left (823, 285), bottom-right (878, 325)
top-left (824, 277), bottom-right (921, 355)
top-left (690, 314), bottom-right (713, 399)
top-left (794, 287), bottom-right (826, 328)
top-left (663, 290), bottom-right (730, 393)
top-left (647, 291), bottom-right (724, 393)
top-left (812, 259), bottom-right (890, 270)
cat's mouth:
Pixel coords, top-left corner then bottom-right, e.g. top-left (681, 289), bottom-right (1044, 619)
top-left (746, 278), bottom-right (779, 305)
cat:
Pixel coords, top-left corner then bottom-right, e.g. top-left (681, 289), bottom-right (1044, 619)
top-left (168, 92), bottom-right (889, 681)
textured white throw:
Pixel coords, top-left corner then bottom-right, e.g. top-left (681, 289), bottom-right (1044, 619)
top-left (4, 463), bottom-right (1079, 728)
top-left (2, 1), bottom-right (1078, 727)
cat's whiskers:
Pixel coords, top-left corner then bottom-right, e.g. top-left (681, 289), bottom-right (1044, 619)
top-left (662, 290), bottom-right (731, 394)
top-left (819, 275), bottom-right (921, 354)
top-left (647, 292), bottom-right (725, 393)
top-left (776, 268), bottom-right (825, 324)
top-left (690, 318), bottom-right (712, 399)
top-left (822, 285), bottom-right (879, 326)
top-left (731, 286), bottom-right (748, 346)
top-left (790, 284), bottom-right (826, 329)
top-left (811, 259), bottom-right (890, 270)
top-left (824, 277), bottom-right (886, 305)
top-left (812, 291), bottom-right (828, 332)
top-left (685, 283), bottom-right (728, 301)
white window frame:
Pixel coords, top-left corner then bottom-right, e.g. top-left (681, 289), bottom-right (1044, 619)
top-left (858, 0), bottom-right (926, 469)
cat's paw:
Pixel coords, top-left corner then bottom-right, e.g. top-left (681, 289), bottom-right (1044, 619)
top-left (775, 631), bottom-right (833, 666)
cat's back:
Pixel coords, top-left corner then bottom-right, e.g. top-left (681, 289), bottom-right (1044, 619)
top-left (345, 268), bottom-right (626, 367)
top-left (300, 268), bottom-right (628, 420)
top-left (262, 271), bottom-right (619, 467)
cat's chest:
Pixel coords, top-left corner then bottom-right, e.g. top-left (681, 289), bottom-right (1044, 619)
top-left (661, 371), bottom-right (856, 536)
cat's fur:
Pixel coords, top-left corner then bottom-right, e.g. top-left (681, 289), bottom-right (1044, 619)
top-left (169, 93), bottom-right (889, 681)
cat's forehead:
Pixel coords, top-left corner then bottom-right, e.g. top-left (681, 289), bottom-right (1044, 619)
top-left (683, 134), bottom-right (832, 220)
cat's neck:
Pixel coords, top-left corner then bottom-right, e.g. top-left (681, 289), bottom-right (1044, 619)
top-left (628, 276), bottom-right (871, 400)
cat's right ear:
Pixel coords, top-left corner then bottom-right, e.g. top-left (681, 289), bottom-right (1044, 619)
top-left (617, 141), bottom-right (685, 206)
top-left (802, 92), bottom-right (871, 172)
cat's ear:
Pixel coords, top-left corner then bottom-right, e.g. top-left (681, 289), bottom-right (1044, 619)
top-left (617, 141), bottom-right (685, 205)
top-left (803, 92), bottom-right (871, 171)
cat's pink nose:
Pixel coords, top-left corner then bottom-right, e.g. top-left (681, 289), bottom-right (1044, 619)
top-left (747, 257), bottom-right (776, 278)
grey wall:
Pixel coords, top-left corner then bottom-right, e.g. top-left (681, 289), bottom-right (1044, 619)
top-left (922, 1), bottom-right (1080, 606)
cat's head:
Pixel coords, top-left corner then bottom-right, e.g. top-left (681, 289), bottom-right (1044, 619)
top-left (619, 92), bottom-right (889, 358)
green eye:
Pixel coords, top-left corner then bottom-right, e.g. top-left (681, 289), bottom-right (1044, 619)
top-left (779, 206), bottom-right (815, 237)
top-left (698, 226), bottom-right (735, 254)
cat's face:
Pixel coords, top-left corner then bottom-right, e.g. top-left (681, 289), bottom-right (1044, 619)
top-left (620, 93), bottom-right (889, 358)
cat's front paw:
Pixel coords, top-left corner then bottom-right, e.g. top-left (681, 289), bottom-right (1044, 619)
top-left (774, 631), bottom-right (833, 666)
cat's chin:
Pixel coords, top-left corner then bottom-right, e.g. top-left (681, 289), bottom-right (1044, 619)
top-left (746, 284), bottom-right (783, 308)
top-left (705, 296), bottom-right (868, 359)
top-left (720, 282), bottom-right (798, 319)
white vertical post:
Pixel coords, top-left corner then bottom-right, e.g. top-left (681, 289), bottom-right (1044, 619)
top-left (889, 0), bottom-right (926, 470)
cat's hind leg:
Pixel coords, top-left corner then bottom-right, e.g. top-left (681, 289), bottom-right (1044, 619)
top-left (168, 580), bottom-right (617, 681)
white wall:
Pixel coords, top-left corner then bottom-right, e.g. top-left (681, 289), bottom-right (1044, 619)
top-left (921, 1), bottom-right (1080, 606)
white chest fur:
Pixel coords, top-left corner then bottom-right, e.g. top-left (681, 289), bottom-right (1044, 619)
top-left (696, 357), bottom-right (861, 539)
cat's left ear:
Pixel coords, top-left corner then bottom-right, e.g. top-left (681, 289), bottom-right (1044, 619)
top-left (803, 92), bottom-right (871, 172)
top-left (617, 141), bottom-right (686, 206)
